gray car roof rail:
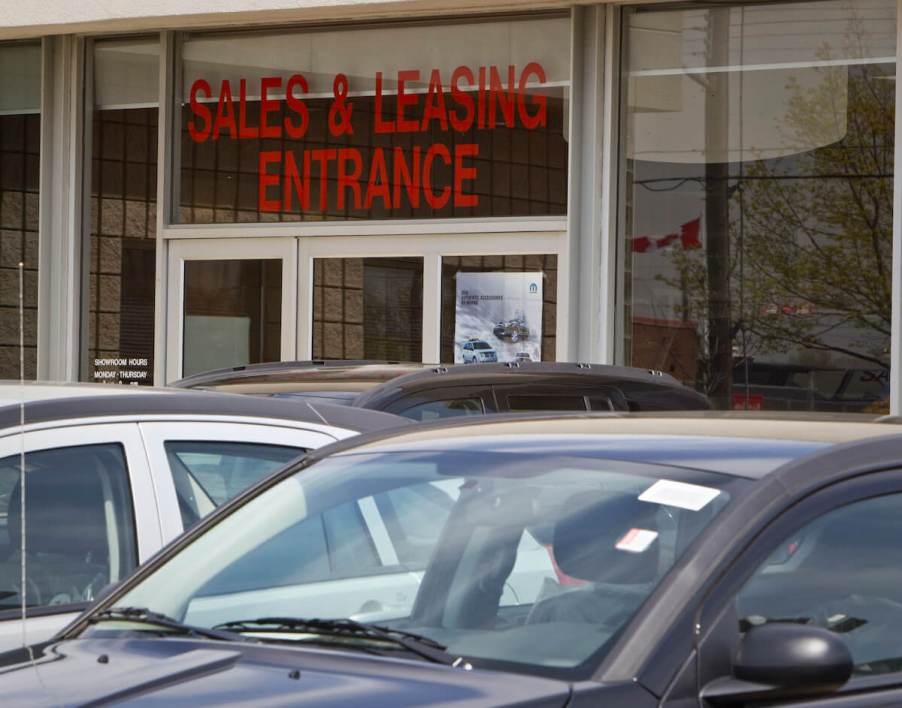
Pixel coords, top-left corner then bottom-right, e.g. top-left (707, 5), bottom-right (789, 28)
top-left (0, 391), bottom-right (413, 433)
top-left (352, 362), bottom-right (707, 408)
top-left (172, 360), bottom-right (428, 388)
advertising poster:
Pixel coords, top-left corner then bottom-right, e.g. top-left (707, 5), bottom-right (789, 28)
top-left (454, 272), bottom-right (543, 364)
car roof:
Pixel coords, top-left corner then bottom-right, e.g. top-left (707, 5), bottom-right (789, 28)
top-left (0, 389), bottom-right (412, 434)
top-left (171, 360), bottom-right (429, 394)
top-left (352, 362), bottom-right (709, 408)
top-left (0, 381), bottom-right (180, 406)
top-left (316, 411), bottom-right (900, 479)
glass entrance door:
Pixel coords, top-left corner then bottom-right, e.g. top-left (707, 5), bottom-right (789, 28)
top-left (166, 238), bottom-right (297, 381)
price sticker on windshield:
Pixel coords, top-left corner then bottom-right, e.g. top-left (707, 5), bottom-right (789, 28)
top-left (639, 479), bottom-right (721, 512)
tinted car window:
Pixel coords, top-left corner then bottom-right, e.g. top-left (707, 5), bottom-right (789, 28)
top-left (0, 444), bottom-right (136, 612)
top-left (198, 514), bottom-right (330, 596)
top-left (506, 395), bottom-right (588, 412)
top-left (166, 441), bottom-right (305, 528)
top-left (737, 493), bottom-right (902, 675)
top-left (397, 398), bottom-right (484, 422)
top-left (197, 500), bottom-right (384, 599)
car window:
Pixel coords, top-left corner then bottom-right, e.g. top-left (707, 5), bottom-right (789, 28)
top-left (736, 493), bottom-right (902, 676)
top-left (397, 398), bottom-right (484, 421)
top-left (506, 394), bottom-right (589, 412)
top-left (473, 342), bottom-right (491, 350)
top-left (196, 499), bottom-right (379, 599)
top-left (165, 441), bottom-right (305, 528)
top-left (197, 513), bottom-right (330, 596)
top-left (0, 444), bottom-right (137, 613)
top-left (374, 481), bottom-right (459, 566)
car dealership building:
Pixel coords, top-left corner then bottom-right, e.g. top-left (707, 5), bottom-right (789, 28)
top-left (0, 0), bottom-right (898, 412)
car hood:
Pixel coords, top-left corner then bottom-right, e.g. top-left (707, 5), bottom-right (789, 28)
top-left (0, 638), bottom-right (572, 707)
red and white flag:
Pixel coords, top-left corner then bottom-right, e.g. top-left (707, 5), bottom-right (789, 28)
top-left (632, 217), bottom-right (702, 253)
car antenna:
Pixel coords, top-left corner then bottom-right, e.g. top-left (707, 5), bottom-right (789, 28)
top-left (16, 262), bottom-right (58, 706)
top-left (18, 261), bottom-right (28, 651)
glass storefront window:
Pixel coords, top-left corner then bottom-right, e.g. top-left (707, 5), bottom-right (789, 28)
top-left (441, 255), bottom-right (557, 363)
top-left (621, 0), bottom-right (895, 412)
top-left (176, 15), bottom-right (570, 223)
top-left (0, 42), bottom-right (41, 379)
top-left (85, 38), bottom-right (160, 385)
top-left (183, 259), bottom-right (282, 376)
top-left (312, 257), bottom-right (423, 360)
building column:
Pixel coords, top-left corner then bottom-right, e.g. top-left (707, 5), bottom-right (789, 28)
top-left (38, 35), bottom-right (85, 381)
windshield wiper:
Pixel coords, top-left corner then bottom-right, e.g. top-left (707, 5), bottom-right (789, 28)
top-left (85, 606), bottom-right (248, 643)
top-left (212, 617), bottom-right (463, 666)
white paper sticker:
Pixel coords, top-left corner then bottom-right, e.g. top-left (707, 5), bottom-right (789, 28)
top-left (639, 479), bottom-right (721, 512)
top-left (615, 528), bottom-right (659, 554)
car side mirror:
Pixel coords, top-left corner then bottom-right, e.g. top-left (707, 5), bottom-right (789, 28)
top-left (702, 623), bottom-right (853, 704)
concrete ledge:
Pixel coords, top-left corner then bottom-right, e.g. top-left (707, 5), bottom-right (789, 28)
top-left (0, 0), bottom-right (576, 40)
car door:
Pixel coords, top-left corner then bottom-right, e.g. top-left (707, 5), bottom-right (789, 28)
top-left (138, 421), bottom-right (338, 541)
top-left (0, 423), bottom-right (158, 652)
top-left (686, 464), bottom-right (902, 707)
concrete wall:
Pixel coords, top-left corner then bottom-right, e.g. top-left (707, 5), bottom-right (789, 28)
top-left (0, 0), bottom-right (575, 40)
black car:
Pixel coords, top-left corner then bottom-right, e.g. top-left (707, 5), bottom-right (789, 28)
top-left (492, 318), bottom-right (530, 342)
top-left (732, 359), bottom-right (890, 413)
top-left (352, 362), bottom-right (710, 420)
top-left (174, 360), bottom-right (711, 420)
top-left (4, 413), bottom-right (902, 706)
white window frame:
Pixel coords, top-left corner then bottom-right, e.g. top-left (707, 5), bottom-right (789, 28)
top-left (165, 237), bottom-right (298, 381)
top-left (301, 231), bottom-right (569, 363)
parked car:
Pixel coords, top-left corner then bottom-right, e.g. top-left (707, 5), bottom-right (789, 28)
top-left (172, 360), bottom-right (428, 405)
top-left (493, 317), bottom-right (530, 342)
top-left (175, 361), bottom-right (711, 419)
top-left (353, 362), bottom-right (711, 421)
top-left (460, 339), bottom-right (498, 364)
top-left (6, 413), bottom-right (902, 705)
top-left (514, 352), bottom-right (532, 363)
top-left (0, 384), bottom-right (407, 651)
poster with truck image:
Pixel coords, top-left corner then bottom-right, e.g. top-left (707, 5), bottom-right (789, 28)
top-left (454, 272), bottom-right (543, 364)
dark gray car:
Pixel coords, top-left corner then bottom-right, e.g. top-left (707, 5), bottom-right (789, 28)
top-left (3, 414), bottom-right (902, 706)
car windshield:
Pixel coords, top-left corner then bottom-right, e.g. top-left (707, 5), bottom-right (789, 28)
top-left (473, 342), bottom-right (491, 350)
top-left (98, 447), bottom-right (741, 677)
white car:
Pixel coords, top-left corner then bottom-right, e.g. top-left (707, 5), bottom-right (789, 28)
top-left (460, 339), bottom-right (498, 364)
top-left (0, 383), bottom-right (407, 651)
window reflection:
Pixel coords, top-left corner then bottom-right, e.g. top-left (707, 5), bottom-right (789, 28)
top-left (623, 0), bottom-right (895, 412)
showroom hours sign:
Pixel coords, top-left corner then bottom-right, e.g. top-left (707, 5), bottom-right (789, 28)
top-left (185, 64), bottom-right (549, 214)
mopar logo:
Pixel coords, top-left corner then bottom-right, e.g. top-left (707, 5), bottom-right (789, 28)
top-left (529, 283), bottom-right (538, 294)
